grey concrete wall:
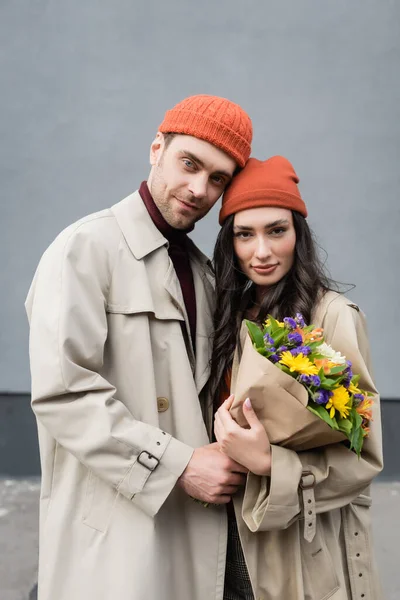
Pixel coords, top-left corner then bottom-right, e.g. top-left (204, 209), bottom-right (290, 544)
top-left (1, 1), bottom-right (400, 395)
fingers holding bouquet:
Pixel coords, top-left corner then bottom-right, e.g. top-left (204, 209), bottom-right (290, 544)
top-left (214, 395), bottom-right (271, 476)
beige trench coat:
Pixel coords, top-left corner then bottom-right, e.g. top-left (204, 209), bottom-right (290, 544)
top-left (25, 191), bottom-right (228, 600)
top-left (232, 291), bottom-right (384, 600)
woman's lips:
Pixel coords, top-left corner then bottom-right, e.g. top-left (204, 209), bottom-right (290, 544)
top-left (252, 264), bottom-right (278, 274)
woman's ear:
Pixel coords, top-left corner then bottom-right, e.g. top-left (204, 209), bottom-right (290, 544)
top-left (149, 132), bottom-right (165, 166)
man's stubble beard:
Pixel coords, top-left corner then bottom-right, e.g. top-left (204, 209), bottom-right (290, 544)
top-left (149, 161), bottom-right (202, 231)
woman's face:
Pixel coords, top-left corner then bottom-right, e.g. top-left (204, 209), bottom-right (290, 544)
top-left (233, 206), bottom-right (296, 292)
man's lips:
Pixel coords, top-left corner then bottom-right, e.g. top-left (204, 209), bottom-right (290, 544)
top-left (175, 197), bottom-right (199, 211)
top-left (252, 264), bottom-right (279, 274)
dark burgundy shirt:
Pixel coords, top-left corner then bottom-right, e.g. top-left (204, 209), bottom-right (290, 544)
top-left (139, 181), bottom-right (197, 352)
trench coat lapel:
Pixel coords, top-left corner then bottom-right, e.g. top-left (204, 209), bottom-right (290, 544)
top-left (111, 192), bottom-right (214, 385)
top-left (189, 244), bottom-right (215, 393)
top-left (111, 190), bottom-right (187, 318)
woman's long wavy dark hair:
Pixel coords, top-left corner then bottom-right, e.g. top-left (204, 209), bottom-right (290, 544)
top-left (209, 211), bottom-right (337, 407)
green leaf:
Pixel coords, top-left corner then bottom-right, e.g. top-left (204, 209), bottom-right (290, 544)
top-left (321, 378), bottom-right (336, 387)
top-left (337, 418), bottom-right (353, 436)
top-left (245, 320), bottom-right (264, 349)
top-left (328, 365), bottom-right (347, 375)
top-left (349, 410), bottom-right (364, 457)
top-left (307, 401), bottom-right (339, 430)
top-left (273, 330), bottom-right (287, 346)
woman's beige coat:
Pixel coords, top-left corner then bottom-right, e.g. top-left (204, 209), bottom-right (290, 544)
top-left (233, 291), bottom-right (384, 600)
top-left (25, 192), bottom-right (228, 600)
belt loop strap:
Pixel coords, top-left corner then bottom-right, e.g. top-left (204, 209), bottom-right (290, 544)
top-left (300, 471), bottom-right (316, 542)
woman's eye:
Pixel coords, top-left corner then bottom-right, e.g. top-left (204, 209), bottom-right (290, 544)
top-left (270, 228), bottom-right (286, 236)
top-left (234, 232), bottom-right (252, 239)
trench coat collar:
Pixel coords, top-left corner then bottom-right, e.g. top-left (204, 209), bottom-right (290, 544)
top-left (111, 190), bottom-right (211, 269)
top-left (111, 191), bottom-right (167, 260)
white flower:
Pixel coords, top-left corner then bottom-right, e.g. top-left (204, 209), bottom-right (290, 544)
top-left (317, 342), bottom-right (347, 365)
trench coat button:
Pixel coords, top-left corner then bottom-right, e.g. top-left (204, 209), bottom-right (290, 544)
top-left (157, 397), bottom-right (169, 412)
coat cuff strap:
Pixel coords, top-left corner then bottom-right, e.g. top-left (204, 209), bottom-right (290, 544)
top-left (300, 471), bottom-right (316, 542)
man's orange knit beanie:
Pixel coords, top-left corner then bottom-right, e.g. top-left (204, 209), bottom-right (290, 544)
top-left (159, 95), bottom-right (252, 168)
top-left (219, 155), bottom-right (307, 224)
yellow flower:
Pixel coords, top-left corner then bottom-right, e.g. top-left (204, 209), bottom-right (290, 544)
top-left (265, 318), bottom-right (285, 328)
top-left (348, 381), bottom-right (361, 395)
top-left (326, 386), bottom-right (351, 419)
top-left (279, 351), bottom-right (319, 375)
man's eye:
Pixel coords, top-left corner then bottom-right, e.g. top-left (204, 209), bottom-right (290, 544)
top-left (211, 175), bottom-right (224, 186)
top-left (183, 159), bottom-right (195, 169)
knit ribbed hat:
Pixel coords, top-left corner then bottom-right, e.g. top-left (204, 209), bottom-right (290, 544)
top-left (219, 155), bottom-right (307, 224)
top-left (159, 95), bottom-right (252, 167)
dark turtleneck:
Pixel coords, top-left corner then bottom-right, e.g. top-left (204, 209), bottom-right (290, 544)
top-left (139, 181), bottom-right (197, 353)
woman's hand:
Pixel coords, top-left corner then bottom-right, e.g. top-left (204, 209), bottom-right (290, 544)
top-left (214, 396), bottom-right (271, 476)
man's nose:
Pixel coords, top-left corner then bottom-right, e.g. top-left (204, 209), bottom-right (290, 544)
top-left (188, 174), bottom-right (208, 199)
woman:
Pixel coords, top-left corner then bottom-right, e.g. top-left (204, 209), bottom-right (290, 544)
top-left (210, 156), bottom-right (383, 600)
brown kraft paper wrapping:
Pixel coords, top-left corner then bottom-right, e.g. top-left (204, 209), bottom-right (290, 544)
top-left (229, 333), bottom-right (345, 451)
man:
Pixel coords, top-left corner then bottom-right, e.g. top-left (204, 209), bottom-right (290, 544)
top-left (26, 95), bottom-right (253, 600)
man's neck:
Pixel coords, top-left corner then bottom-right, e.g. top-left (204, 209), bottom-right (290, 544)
top-left (139, 182), bottom-right (193, 243)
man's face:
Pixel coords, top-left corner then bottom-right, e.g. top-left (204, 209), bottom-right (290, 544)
top-left (147, 133), bottom-right (237, 230)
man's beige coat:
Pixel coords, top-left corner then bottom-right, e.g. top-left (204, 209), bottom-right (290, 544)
top-left (26, 191), bottom-right (227, 600)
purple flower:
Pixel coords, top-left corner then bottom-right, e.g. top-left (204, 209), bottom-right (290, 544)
top-left (314, 389), bottom-right (333, 405)
top-left (295, 313), bottom-right (305, 327)
top-left (346, 360), bottom-right (352, 369)
top-left (299, 374), bottom-right (312, 385)
top-left (263, 333), bottom-right (274, 346)
top-left (288, 332), bottom-right (303, 346)
top-left (284, 317), bottom-right (297, 330)
top-left (298, 345), bottom-right (312, 356)
top-left (270, 354), bottom-right (280, 363)
top-left (354, 393), bottom-right (364, 401)
top-left (278, 345), bottom-right (288, 353)
top-left (310, 375), bottom-right (321, 387)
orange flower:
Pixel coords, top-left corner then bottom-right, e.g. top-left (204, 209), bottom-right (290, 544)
top-left (314, 358), bottom-right (334, 374)
top-left (356, 397), bottom-right (373, 422)
top-left (304, 328), bottom-right (324, 343)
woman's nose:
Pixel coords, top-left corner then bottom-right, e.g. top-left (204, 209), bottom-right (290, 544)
top-left (254, 237), bottom-right (272, 260)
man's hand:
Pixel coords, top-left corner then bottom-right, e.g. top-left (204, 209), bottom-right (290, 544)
top-left (177, 442), bottom-right (248, 504)
top-left (214, 395), bottom-right (271, 477)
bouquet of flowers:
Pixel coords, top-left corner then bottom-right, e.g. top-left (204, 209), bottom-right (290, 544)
top-left (229, 314), bottom-right (373, 456)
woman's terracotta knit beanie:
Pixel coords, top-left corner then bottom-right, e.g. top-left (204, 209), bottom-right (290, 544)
top-left (159, 95), bottom-right (253, 168)
top-left (219, 155), bottom-right (307, 224)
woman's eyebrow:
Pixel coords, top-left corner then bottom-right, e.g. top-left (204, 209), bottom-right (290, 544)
top-left (234, 219), bottom-right (289, 231)
top-left (233, 225), bottom-right (253, 231)
top-left (265, 219), bottom-right (289, 228)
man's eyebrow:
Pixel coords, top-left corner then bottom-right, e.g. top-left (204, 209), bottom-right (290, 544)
top-left (179, 150), bottom-right (233, 180)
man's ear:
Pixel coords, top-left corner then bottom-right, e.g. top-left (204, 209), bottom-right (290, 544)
top-left (149, 132), bottom-right (165, 166)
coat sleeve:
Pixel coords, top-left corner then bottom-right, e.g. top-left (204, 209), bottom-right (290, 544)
top-left (241, 297), bottom-right (383, 533)
top-left (26, 218), bottom-right (194, 518)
